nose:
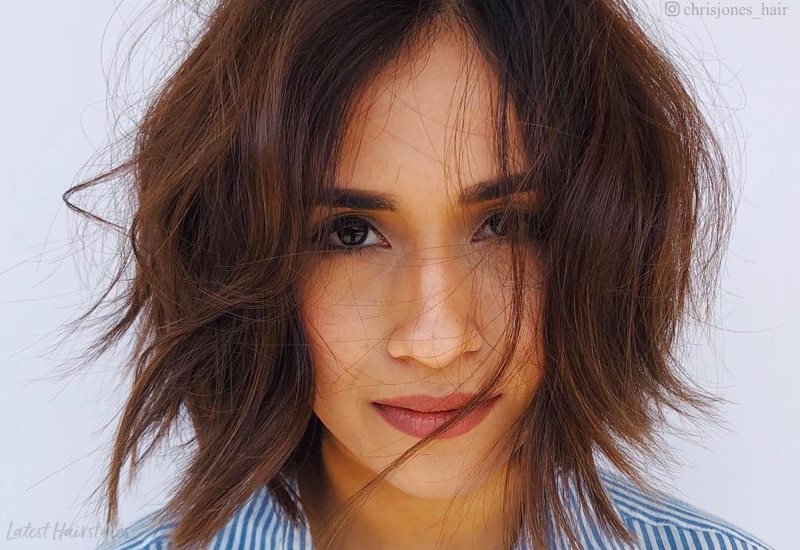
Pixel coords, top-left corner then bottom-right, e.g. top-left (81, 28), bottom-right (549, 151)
top-left (386, 247), bottom-right (484, 370)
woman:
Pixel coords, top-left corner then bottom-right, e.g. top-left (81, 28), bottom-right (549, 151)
top-left (68, 0), bottom-right (772, 548)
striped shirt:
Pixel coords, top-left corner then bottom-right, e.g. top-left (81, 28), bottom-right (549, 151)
top-left (95, 468), bottom-right (772, 549)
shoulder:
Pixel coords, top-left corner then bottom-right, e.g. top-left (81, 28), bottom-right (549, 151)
top-left (93, 485), bottom-right (308, 550)
top-left (598, 468), bottom-right (773, 550)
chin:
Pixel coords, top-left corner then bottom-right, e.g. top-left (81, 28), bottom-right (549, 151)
top-left (378, 451), bottom-right (507, 500)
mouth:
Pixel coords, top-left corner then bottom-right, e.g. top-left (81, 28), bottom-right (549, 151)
top-left (372, 392), bottom-right (501, 413)
top-left (372, 394), bottom-right (502, 439)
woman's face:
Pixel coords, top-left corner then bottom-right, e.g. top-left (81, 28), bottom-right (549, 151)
top-left (297, 30), bottom-right (545, 499)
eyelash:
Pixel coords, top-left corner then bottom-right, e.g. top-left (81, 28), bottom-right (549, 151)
top-left (310, 209), bottom-right (544, 257)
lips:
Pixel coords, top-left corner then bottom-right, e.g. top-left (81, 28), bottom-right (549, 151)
top-left (372, 392), bottom-right (498, 413)
top-left (372, 393), bottom-right (502, 439)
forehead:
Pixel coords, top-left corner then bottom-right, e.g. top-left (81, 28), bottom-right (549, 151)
top-left (336, 27), bottom-right (517, 201)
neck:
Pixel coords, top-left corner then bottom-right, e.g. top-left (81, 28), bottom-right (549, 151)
top-left (298, 433), bottom-right (518, 550)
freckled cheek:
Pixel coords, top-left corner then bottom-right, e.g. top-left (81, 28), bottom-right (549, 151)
top-left (476, 273), bottom-right (545, 399)
top-left (301, 313), bottom-right (359, 385)
top-left (298, 291), bottom-right (380, 406)
top-left (473, 270), bottom-right (543, 341)
top-left (299, 264), bottom-right (391, 335)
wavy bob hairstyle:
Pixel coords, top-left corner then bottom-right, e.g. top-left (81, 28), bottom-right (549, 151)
top-left (65, 0), bottom-right (732, 548)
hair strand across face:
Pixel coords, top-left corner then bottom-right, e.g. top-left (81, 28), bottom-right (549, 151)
top-left (63, 1), bottom-right (732, 549)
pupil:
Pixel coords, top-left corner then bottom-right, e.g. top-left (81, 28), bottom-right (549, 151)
top-left (339, 220), bottom-right (368, 245)
top-left (489, 213), bottom-right (507, 236)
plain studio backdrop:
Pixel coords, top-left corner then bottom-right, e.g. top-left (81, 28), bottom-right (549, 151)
top-left (0, 1), bottom-right (796, 549)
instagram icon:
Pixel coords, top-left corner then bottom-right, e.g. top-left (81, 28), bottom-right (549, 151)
top-left (665, 1), bottom-right (681, 16)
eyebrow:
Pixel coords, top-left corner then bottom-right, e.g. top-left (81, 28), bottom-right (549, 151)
top-left (317, 173), bottom-right (530, 211)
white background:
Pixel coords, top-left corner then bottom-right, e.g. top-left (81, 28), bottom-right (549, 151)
top-left (0, 1), bottom-right (796, 548)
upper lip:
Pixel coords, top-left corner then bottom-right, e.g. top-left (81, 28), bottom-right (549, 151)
top-left (373, 392), bottom-right (500, 413)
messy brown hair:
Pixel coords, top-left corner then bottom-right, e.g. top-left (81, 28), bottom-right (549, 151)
top-left (64, 0), bottom-right (732, 548)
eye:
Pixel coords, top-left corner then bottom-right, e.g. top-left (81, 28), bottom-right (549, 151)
top-left (474, 211), bottom-right (542, 242)
top-left (316, 216), bottom-right (386, 251)
top-left (474, 210), bottom-right (524, 240)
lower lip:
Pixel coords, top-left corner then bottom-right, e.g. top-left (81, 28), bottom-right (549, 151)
top-left (372, 396), bottom-right (500, 439)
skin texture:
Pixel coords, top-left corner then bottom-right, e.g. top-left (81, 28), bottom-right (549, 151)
top-left (296, 25), bottom-right (545, 550)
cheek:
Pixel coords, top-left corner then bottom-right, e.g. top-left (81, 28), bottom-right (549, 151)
top-left (301, 308), bottom-right (349, 390)
top-left (297, 279), bottom-right (373, 413)
top-left (458, 245), bottom-right (542, 329)
top-left (471, 253), bottom-right (547, 377)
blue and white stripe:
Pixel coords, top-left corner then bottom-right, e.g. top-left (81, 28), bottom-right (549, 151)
top-left (95, 469), bottom-right (773, 549)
